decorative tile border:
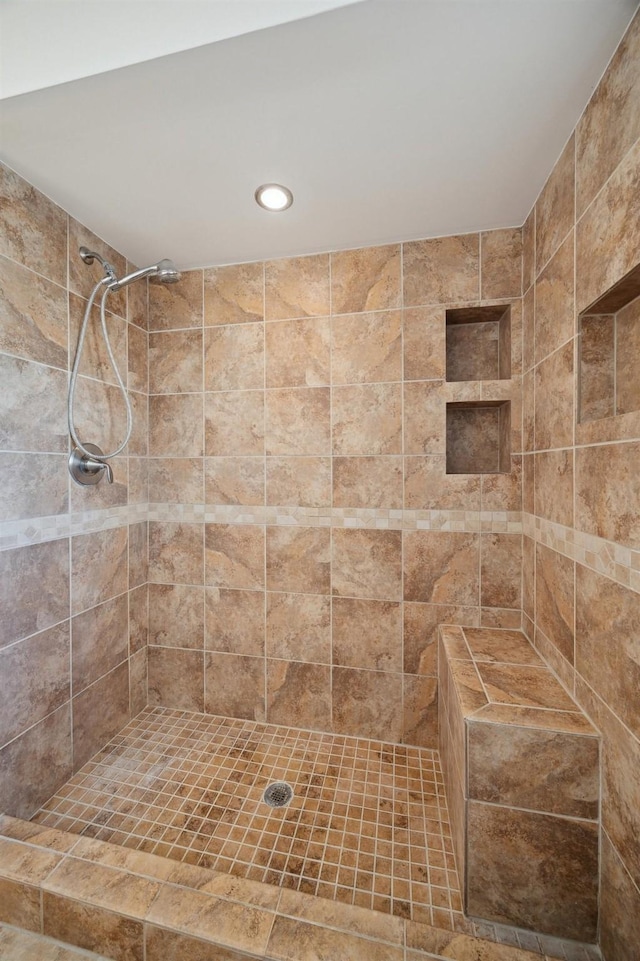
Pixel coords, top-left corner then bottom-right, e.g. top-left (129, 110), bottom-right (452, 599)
top-left (0, 503), bottom-right (148, 551)
top-left (523, 512), bottom-right (640, 595)
top-left (3, 503), bottom-right (638, 595)
top-left (148, 504), bottom-right (523, 533)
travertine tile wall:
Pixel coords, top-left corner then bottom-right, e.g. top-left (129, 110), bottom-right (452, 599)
top-left (520, 11), bottom-right (640, 960)
top-left (146, 228), bottom-right (524, 748)
top-left (0, 163), bottom-right (149, 818)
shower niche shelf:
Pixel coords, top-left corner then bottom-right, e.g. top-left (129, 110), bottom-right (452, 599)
top-left (578, 263), bottom-right (640, 424)
top-left (446, 401), bottom-right (511, 474)
top-left (446, 304), bottom-right (511, 382)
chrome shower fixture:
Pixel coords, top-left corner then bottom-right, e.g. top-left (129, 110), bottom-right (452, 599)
top-left (69, 245), bottom-right (181, 485)
top-left (79, 246), bottom-right (182, 291)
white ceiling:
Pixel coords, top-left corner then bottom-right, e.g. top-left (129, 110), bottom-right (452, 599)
top-left (0, 0), bottom-right (637, 269)
top-left (0, 1), bottom-right (363, 99)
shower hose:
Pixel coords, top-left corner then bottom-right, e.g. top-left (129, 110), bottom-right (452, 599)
top-left (68, 278), bottom-right (133, 461)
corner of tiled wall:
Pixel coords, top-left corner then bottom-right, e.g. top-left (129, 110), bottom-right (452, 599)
top-left (0, 163), bottom-right (148, 816)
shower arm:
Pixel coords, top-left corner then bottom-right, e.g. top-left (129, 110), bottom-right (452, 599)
top-left (79, 246), bottom-right (118, 285)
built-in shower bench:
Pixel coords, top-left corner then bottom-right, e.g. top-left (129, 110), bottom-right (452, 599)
top-left (438, 625), bottom-right (600, 944)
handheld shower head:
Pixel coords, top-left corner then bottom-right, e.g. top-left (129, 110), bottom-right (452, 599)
top-left (149, 259), bottom-right (181, 285)
top-left (103, 259), bottom-right (182, 291)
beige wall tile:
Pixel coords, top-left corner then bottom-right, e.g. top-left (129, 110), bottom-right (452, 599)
top-left (266, 456), bottom-right (330, 507)
top-left (266, 592), bottom-right (330, 663)
top-left (616, 295), bottom-right (640, 415)
top-left (466, 801), bottom-right (598, 940)
top-left (403, 381), bottom-right (445, 454)
top-left (535, 543), bottom-right (574, 663)
top-left (0, 165), bottom-right (67, 286)
top-left (404, 603), bottom-right (478, 676)
top-left (0, 452), bottom-right (68, 522)
top-left (146, 924), bottom-right (255, 961)
top-left (575, 441), bottom-right (640, 549)
top-left (534, 449), bottom-right (573, 526)
top-left (0, 355), bottom-right (68, 453)
top-left (71, 527), bottom-right (127, 615)
top-left (149, 393), bottom-right (204, 456)
top-left (204, 652), bottom-right (265, 720)
top-left (148, 584), bottom-right (204, 649)
top-left (265, 317), bottom-right (330, 388)
top-left (480, 533), bottom-right (522, 610)
top-left (127, 270), bottom-right (148, 330)
top-left (404, 454), bottom-right (480, 510)
top-left (535, 135), bottom-right (575, 273)
top-left (576, 677), bottom-right (640, 891)
top-left (403, 234), bottom-right (479, 306)
top-left (148, 647), bottom-right (204, 712)
top-left (576, 565), bottom-right (640, 739)
top-left (0, 705), bottom-right (72, 819)
top-left (0, 879), bottom-right (42, 931)
top-left (205, 524), bottom-right (265, 590)
top-left (467, 721), bottom-right (598, 819)
top-left (333, 383), bottom-right (401, 456)
top-left (265, 254), bottom-right (330, 320)
top-left (0, 255), bottom-right (67, 368)
top-left (522, 284), bottom-right (535, 374)
top-left (534, 342), bottom-right (574, 450)
top-left (206, 456), bottom-right (264, 505)
top-left (204, 262), bottom-right (264, 326)
top-left (333, 456), bottom-right (402, 509)
top-left (535, 232), bottom-right (575, 363)
top-left (267, 660), bottom-right (331, 729)
top-left (331, 311), bottom-right (401, 385)
top-left (403, 674), bottom-right (438, 748)
top-left (404, 532), bottom-right (479, 605)
top-left (149, 329), bottom-right (203, 393)
top-left (481, 227), bottom-right (522, 300)
top-left (332, 529), bottom-right (402, 601)
top-left (69, 293), bottom-right (127, 386)
top-left (332, 597), bottom-right (401, 672)
top-left (128, 321), bottom-right (148, 393)
top-left (0, 623), bottom-right (69, 747)
top-left (205, 587), bottom-right (264, 656)
top-left (576, 10), bottom-right (640, 216)
top-left (522, 207), bottom-right (536, 292)
top-left (149, 457), bottom-right (204, 503)
top-left (402, 307), bottom-right (446, 381)
top-left (577, 139), bottom-right (640, 313)
top-left (266, 387), bottom-right (330, 456)
top-left (205, 390), bottom-right (264, 456)
top-left (205, 324), bottom-right (264, 391)
top-left (43, 890), bottom-right (143, 961)
top-left (149, 521), bottom-right (203, 585)
top-left (72, 661), bottom-right (130, 768)
top-left (482, 457), bottom-right (522, 511)
top-left (266, 526), bottom-right (330, 595)
top-left (600, 830), bottom-right (640, 961)
top-left (331, 244), bottom-right (401, 314)
top-left (72, 594), bottom-right (128, 693)
top-left (332, 667), bottom-right (402, 741)
top-left (128, 585), bottom-right (148, 655)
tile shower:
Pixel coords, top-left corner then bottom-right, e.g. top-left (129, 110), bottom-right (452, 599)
top-left (0, 9), bottom-right (639, 961)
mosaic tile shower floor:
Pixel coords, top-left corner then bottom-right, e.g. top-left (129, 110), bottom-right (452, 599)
top-left (31, 707), bottom-right (600, 959)
top-left (33, 707), bottom-right (462, 929)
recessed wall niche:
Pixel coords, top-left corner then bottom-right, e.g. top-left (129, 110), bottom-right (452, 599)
top-left (579, 263), bottom-right (640, 423)
top-left (446, 401), bottom-right (511, 474)
top-left (446, 305), bottom-right (511, 382)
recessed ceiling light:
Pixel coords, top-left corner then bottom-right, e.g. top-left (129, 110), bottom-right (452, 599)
top-left (255, 183), bottom-right (293, 212)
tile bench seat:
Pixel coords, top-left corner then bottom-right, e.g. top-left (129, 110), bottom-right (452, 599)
top-left (438, 625), bottom-right (600, 943)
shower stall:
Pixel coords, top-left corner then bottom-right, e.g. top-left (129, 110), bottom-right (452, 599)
top-left (3, 6), bottom-right (640, 946)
